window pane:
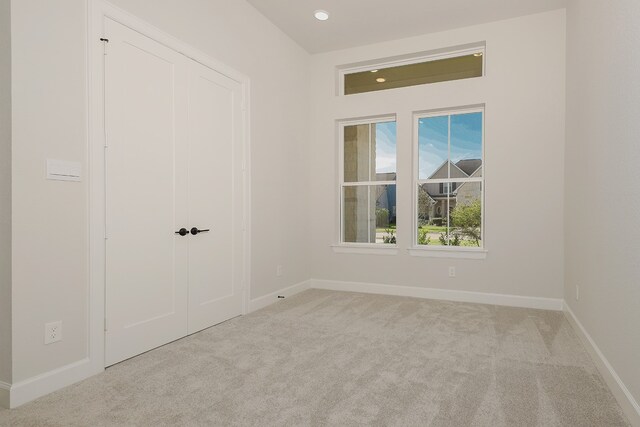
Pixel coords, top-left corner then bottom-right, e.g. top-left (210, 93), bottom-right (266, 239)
top-left (418, 116), bottom-right (448, 180)
top-left (417, 184), bottom-right (443, 246)
top-left (345, 52), bottom-right (483, 95)
top-left (343, 185), bottom-right (396, 244)
top-left (448, 181), bottom-right (482, 247)
top-left (374, 122), bottom-right (397, 181)
top-left (344, 121), bottom-right (397, 183)
top-left (451, 112), bottom-right (483, 178)
top-left (417, 181), bottom-right (482, 247)
top-left (344, 124), bottom-right (371, 182)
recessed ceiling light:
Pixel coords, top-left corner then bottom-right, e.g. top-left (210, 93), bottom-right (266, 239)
top-left (376, 77), bottom-right (386, 83)
top-left (371, 69), bottom-right (379, 73)
top-left (314, 10), bottom-right (329, 21)
top-left (473, 52), bottom-right (483, 57)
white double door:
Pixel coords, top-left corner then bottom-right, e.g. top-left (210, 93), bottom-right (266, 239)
top-left (104, 18), bottom-right (244, 366)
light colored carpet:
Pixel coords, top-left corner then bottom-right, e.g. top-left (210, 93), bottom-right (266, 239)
top-left (0, 289), bottom-right (630, 426)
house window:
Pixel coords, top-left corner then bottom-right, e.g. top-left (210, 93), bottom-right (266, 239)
top-left (416, 108), bottom-right (484, 248)
top-left (342, 47), bottom-right (484, 96)
top-left (340, 117), bottom-right (397, 244)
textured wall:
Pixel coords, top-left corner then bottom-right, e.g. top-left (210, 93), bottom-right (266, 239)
top-left (0, 0), bottom-right (12, 390)
top-left (565, 0), bottom-right (640, 418)
top-left (309, 10), bottom-right (566, 300)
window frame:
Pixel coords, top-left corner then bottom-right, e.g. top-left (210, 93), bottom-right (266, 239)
top-left (336, 115), bottom-right (398, 250)
top-left (338, 44), bottom-right (485, 96)
top-left (411, 106), bottom-right (487, 257)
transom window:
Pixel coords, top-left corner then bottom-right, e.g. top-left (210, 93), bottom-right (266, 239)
top-left (341, 47), bottom-right (484, 96)
top-left (415, 108), bottom-right (484, 248)
top-left (339, 117), bottom-right (397, 244)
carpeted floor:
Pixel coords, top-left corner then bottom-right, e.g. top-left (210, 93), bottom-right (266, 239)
top-left (0, 289), bottom-right (630, 426)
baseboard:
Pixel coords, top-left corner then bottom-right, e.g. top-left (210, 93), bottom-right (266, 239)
top-left (249, 280), bottom-right (312, 312)
top-left (564, 304), bottom-right (640, 426)
top-left (309, 279), bottom-right (564, 311)
top-left (8, 357), bottom-right (99, 409)
top-left (0, 381), bottom-right (10, 409)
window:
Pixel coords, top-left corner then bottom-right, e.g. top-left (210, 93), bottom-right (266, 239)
top-left (342, 48), bottom-right (484, 96)
top-left (416, 108), bottom-right (484, 248)
top-left (340, 117), bottom-right (397, 245)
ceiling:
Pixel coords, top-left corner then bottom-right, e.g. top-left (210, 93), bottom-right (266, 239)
top-left (246, 0), bottom-right (567, 53)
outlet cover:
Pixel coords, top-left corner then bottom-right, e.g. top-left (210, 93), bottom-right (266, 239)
top-left (45, 321), bottom-right (62, 344)
top-left (449, 267), bottom-right (456, 278)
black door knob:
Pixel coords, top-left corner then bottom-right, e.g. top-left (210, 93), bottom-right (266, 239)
top-left (175, 228), bottom-right (188, 236)
top-left (190, 227), bottom-right (210, 235)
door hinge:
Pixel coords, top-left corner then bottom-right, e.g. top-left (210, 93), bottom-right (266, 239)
top-left (104, 318), bottom-right (108, 332)
top-left (100, 37), bottom-right (109, 55)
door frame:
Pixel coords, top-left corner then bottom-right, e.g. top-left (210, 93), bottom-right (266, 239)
top-left (87, 0), bottom-right (251, 373)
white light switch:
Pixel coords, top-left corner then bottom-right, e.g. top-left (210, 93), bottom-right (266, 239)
top-left (47, 159), bottom-right (82, 182)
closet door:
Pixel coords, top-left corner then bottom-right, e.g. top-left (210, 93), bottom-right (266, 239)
top-left (104, 18), bottom-right (189, 366)
top-left (186, 60), bottom-right (244, 333)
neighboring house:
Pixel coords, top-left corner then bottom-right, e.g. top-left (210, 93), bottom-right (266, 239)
top-left (418, 159), bottom-right (481, 222)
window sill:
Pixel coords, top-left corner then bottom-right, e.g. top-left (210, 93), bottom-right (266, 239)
top-left (331, 244), bottom-right (399, 255)
top-left (407, 246), bottom-right (487, 259)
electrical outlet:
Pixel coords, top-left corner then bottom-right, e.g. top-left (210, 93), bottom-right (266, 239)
top-left (276, 265), bottom-right (283, 277)
top-left (44, 321), bottom-right (62, 345)
top-left (575, 285), bottom-right (580, 301)
top-left (449, 267), bottom-right (456, 278)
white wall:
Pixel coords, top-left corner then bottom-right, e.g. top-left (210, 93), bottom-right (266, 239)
top-left (0, 0), bottom-right (12, 389)
top-left (10, 0), bottom-right (309, 385)
top-left (309, 10), bottom-right (566, 300)
top-left (565, 0), bottom-right (640, 418)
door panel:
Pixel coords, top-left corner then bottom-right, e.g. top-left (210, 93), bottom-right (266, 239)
top-left (187, 61), bottom-right (244, 333)
top-left (104, 18), bottom-right (189, 366)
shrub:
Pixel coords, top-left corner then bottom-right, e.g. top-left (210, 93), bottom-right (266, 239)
top-left (376, 208), bottom-right (390, 228)
top-left (418, 228), bottom-right (431, 245)
top-left (430, 217), bottom-right (444, 227)
top-left (439, 232), bottom-right (461, 246)
top-left (383, 228), bottom-right (396, 244)
top-left (450, 200), bottom-right (481, 246)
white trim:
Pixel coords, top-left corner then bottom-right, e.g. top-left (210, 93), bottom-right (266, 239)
top-left (337, 115), bottom-right (397, 245)
top-left (7, 358), bottom-right (93, 409)
top-left (563, 304), bottom-right (640, 425)
top-left (310, 279), bottom-right (563, 311)
top-left (407, 247), bottom-right (487, 259)
top-left (331, 244), bottom-right (399, 255)
top-left (0, 381), bottom-right (9, 409)
top-left (413, 106), bottom-right (485, 249)
top-left (88, 0), bottom-right (251, 383)
top-left (248, 280), bottom-right (312, 313)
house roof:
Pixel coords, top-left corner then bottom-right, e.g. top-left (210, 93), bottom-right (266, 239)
top-left (427, 160), bottom-right (468, 180)
top-left (455, 159), bottom-right (482, 176)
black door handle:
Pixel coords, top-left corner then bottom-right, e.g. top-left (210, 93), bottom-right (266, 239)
top-left (190, 227), bottom-right (210, 235)
top-left (175, 228), bottom-right (188, 236)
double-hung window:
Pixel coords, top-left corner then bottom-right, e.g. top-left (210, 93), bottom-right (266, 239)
top-left (339, 117), bottom-right (397, 245)
top-left (415, 108), bottom-right (484, 248)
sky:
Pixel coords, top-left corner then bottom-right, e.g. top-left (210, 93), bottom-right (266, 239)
top-left (418, 112), bottom-right (482, 179)
top-left (375, 121), bottom-right (397, 174)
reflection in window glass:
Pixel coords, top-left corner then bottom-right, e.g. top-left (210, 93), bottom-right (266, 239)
top-left (341, 119), bottom-right (397, 244)
top-left (344, 52), bottom-right (483, 95)
top-left (344, 122), bottom-right (397, 182)
top-left (343, 185), bottom-right (397, 244)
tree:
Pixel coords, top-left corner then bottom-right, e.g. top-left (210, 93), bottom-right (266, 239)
top-left (450, 199), bottom-right (482, 246)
